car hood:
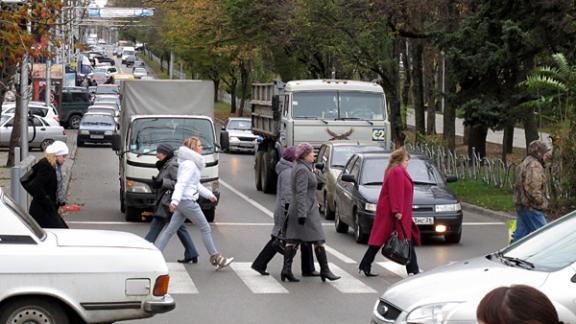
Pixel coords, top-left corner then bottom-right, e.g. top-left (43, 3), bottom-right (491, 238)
top-left (358, 185), bottom-right (381, 202)
top-left (413, 185), bottom-right (458, 205)
top-left (228, 129), bottom-right (257, 138)
top-left (381, 256), bottom-right (549, 313)
top-left (51, 229), bottom-right (156, 250)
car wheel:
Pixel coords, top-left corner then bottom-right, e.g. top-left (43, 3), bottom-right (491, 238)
top-left (323, 195), bottom-right (334, 220)
top-left (334, 205), bottom-right (349, 233)
top-left (445, 230), bottom-right (462, 244)
top-left (220, 133), bottom-right (229, 152)
top-left (125, 206), bottom-right (142, 222)
top-left (69, 115), bottom-right (82, 129)
top-left (0, 298), bottom-right (69, 324)
top-left (40, 139), bottom-right (54, 151)
top-left (203, 207), bottom-right (215, 223)
top-left (255, 151), bottom-right (263, 191)
top-left (354, 212), bottom-right (368, 244)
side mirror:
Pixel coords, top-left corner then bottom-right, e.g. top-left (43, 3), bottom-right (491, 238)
top-left (446, 175), bottom-right (458, 183)
top-left (315, 162), bottom-right (325, 171)
top-left (341, 174), bottom-right (356, 183)
top-left (111, 134), bottom-right (121, 151)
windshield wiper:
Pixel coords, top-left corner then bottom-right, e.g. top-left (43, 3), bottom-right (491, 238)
top-left (362, 182), bottom-right (383, 186)
top-left (413, 180), bottom-right (437, 186)
top-left (336, 117), bottom-right (373, 125)
top-left (495, 252), bottom-right (535, 270)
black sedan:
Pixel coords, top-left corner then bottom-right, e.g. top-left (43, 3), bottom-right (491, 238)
top-left (333, 152), bottom-right (462, 244)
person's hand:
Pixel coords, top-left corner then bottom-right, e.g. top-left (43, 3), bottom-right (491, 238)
top-left (394, 213), bottom-right (402, 220)
top-left (298, 217), bottom-right (306, 225)
top-left (210, 196), bottom-right (218, 203)
top-left (169, 203), bottom-right (177, 212)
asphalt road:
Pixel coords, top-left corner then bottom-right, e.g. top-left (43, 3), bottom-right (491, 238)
top-left (64, 132), bottom-right (509, 323)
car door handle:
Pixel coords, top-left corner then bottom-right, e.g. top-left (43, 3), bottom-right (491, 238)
top-left (40, 128), bottom-right (46, 131)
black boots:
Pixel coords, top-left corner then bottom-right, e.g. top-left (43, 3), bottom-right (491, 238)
top-left (358, 245), bottom-right (380, 277)
top-left (314, 245), bottom-right (341, 282)
top-left (301, 243), bottom-right (320, 277)
top-left (281, 245), bottom-right (300, 282)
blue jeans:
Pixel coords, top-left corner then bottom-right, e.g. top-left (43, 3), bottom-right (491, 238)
top-left (156, 200), bottom-right (218, 257)
top-left (145, 216), bottom-right (199, 259)
top-left (511, 206), bottom-right (547, 243)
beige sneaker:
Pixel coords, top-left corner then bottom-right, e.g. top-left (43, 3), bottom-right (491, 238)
top-left (210, 254), bottom-right (234, 270)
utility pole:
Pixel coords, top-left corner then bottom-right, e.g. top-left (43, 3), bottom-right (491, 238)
top-left (169, 50), bottom-right (174, 79)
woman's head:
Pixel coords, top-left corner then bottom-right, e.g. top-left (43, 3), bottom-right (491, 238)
top-left (45, 141), bottom-right (69, 166)
top-left (385, 148), bottom-right (410, 174)
top-left (282, 146), bottom-right (297, 162)
top-left (296, 143), bottom-right (315, 163)
top-left (183, 137), bottom-right (203, 154)
top-left (156, 143), bottom-right (173, 161)
top-left (477, 285), bottom-right (560, 324)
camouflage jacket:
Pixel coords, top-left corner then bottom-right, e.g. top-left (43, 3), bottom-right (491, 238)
top-left (513, 155), bottom-right (549, 211)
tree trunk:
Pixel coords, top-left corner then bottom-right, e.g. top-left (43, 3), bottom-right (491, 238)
top-left (426, 54), bottom-right (436, 135)
top-left (463, 124), bottom-right (470, 145)
top-left (467, 124), bottom-right (488, 160)
top-left (412, 40), bottom-right (425, 139)
top-left (229, 80), bottom-right (238, 115)
top-left (523, 106), bottom-right (539, 152)
top-left (7, 93), bottom-right (23, 167)
top-left (401, 39), bottom-right (411, 108)
top-left (238, 60), bottom-right (249, 117)
top-left (212, 79), bottom-right (220, 102)
top-left (503, 124), bottom-right (514, 156)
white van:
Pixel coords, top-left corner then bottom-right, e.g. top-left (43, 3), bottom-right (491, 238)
top-left (121, 46), bottom-right (136, 64)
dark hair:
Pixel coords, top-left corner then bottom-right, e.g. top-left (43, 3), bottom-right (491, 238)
top-left (477, 285), bottom-right (560, 324)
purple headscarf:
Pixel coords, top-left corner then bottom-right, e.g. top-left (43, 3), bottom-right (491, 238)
top-left (282, 146), bottom-right (297, 162)
top-left (295, 143), bottom-right (314, 160)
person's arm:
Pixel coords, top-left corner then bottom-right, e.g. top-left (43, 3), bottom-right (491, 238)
top-left (387, 167), bottom-right (405, 219)
top-left (27, 163), bottom-right (57, 212)
top-left (293, 168), bottom-right (308, 222)
top-left (524, 163), bottom-right (547, 209)
top-left (162, 163), bottom-right (178, 191)
top-left (171, 162), bottom-right (193, 206)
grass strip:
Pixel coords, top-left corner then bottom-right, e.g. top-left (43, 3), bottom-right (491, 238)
top-left (448, 178), bottom-right (515, 213)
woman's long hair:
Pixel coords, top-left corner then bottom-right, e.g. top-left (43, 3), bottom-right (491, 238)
top-left (385, 148), bottom-right (410, 175)
top-left (44, 153), bottom-right (57, 167)
top-left (184, 136), bottom-right (201, 151)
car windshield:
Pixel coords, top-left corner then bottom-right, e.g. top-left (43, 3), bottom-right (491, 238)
top-left (2, 193), bottom-right (46, 240)
top-left (360, 158), bottom-right (443, 185)
top-left (81, 114), bottom-right (114, 126)
top-left (292, 91), bottom-right (386, 120)
top-left (0, 115), bottom-right (12, 125)
top-left (96, 87), bottom-right (118, 94)
top-left (134, 68), bottom-right (146, 74)
top-left (331, 145), bottom-right (387, 168)
top-left (227, 120), bottom-right (251, 130)
top-left (129, 118), bottom-right (215, 155)
top-left (502, 211), bottom-right (576, 271)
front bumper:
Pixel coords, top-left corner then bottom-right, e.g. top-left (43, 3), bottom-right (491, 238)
top-left (126, 191), bottom-right (220, 211)
top-left (229, 141), bottom-right (257, 152)
top-left (416, 211), bottom-right (463, 235)
top-left (143, 295), bottom-right (175, 314)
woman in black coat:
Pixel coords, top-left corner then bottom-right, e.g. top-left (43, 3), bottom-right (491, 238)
top-left (27, 141), bottom-right (69, 228)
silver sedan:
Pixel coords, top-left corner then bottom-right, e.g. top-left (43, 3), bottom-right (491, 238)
top-left (371, 211), bottom-right (576, 323)
top-left (0, 114), bottom-right (66, 151)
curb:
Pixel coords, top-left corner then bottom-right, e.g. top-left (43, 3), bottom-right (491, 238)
top-left (461, 202), bottom-right (515, 222)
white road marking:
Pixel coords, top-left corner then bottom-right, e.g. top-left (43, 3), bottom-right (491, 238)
top-left (462, 222), bottom-right (505, 226)
top-left (167, 263), bottom-right (198, 294)
top-left (220, 180), bottom-right (358, 264)
top-left (316, 263), bottom-right (377, 294)
top-left (67, 221), bottom-right (141, 225)
top-left (230, 263), bottom-right (289, 294)
top-left (376, 261), bottom-right (425, 279)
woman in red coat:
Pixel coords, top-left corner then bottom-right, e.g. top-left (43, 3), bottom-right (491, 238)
top-left (358, 148), bottom-right (421, 276)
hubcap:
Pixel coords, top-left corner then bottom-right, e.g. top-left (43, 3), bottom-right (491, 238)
top-left (8, 307), bottom-right (54, 324)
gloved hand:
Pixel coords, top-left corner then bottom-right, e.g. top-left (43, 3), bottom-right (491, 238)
top-left (298, 217), bottom-right (306, 225)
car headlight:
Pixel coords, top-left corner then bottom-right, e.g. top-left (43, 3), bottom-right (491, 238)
top-left (435, 203), bottom-right (461, 213)
top-left (204, 179), bottom-right (220, 193)
top-left (365, 203), bottom-right (377, 212)
top-left (229, 136), bottom-right (240, 142)
top-left (126, 180), bottom-right (152, 193)
top-left (105, 130), bottom-right (113, 135)
top-left (405, 302), bottom-right (463, 323)
top-left (80, 129), bottom-right (89, 135)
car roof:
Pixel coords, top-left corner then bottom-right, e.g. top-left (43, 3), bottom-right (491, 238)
top-left (84, 112), bottom-right (114, 117)
top-left (356, 151), bottom-right (427, 160)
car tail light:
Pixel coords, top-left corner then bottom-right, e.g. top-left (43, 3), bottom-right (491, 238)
top-left (153, 275), bottom-right (170, 296)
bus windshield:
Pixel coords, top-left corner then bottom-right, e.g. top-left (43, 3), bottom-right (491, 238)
top-left (292, 91), bottom-right (385, 120)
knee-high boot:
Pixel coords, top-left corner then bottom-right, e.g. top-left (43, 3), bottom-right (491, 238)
top-left (301, 243), bottom-right (320, 276)
top-left (281, 245), bottom-right (300, 282)
top-left (314, 245), bottom-right (341, 282)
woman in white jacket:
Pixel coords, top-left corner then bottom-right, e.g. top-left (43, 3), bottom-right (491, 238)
top-left (155, 137), bottom-right (233, 270)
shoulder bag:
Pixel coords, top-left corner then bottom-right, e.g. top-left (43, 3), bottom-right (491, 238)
top-left (381, 220), bottom-right (411, 265)
top-left (20, 168), bottom-right (36, 194)
top-left (154, 190), bottom-right (173, 218)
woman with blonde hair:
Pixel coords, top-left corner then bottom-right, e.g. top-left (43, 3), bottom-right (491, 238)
top-left (155, 136), bottom-right (233, 270)
top-left (26, 141), bottom-right (69, 228)
top-left (358, 148), bottom-right (421, 276)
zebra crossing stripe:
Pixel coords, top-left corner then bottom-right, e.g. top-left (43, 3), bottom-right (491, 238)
top-left (231, 263), bottom-right (289, 294)
top-left (319, 263), bottom-right (378, 294)
top-left (167, 263), bottom-right (199, 294)
top-left (376, 261), bottom-right (424, 278)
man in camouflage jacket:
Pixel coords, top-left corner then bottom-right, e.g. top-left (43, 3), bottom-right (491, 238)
top-left (511, 140), bottom-right (551, 242)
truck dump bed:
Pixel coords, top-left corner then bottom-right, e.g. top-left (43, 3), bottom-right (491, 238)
top-left (251, 82), bottom-right (283, 138)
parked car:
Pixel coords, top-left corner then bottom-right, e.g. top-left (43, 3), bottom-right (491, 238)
top-left (333, 152), bottom-right (461, 244)
top-left (371, 210), bottom-right (576, 324)
top-left (314, 141), bottom-right (387, 220)
top-left (0, 190), bottom-right (175, 323)
top-left (60, 87), bottom-right (92, 129)
top-left (93, 95), bottom-right (121, 110)
top-left (88, 104), bottom-right (120, 125)
top-left (133, 67), bottom-right (148, 79)
top-left (2, 101), bottom-right (60, 126)
top-left (219, 117), bottom-right (258, 153)
top-left (0, 114), bottom-right (66, 151)
top-left (78, 112), bottom-right (117, 146)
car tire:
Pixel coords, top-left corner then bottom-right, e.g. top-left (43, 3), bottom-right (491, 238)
top-left (120, 189), bottom-right (126, 213)
top-left (255, 151), bottom-right (263, 191)
top-left (0, 297), bottom-right (69, 324)
top-left (220, 133), bottom-right (229, 153)
top-left (354, 212), bottom-right (368, 244)
top-left (445, 230), bottom-right (462, 244)
top-left (323, 195), bottom-right (334, 220)
top-left (203, 207), bottom-right (215, 223)
top-left (68, 115), bottom-right (82, 129)
top-left (40, 139), bottom-right (54, 151)
top-left (334, 205), bottom-right (349, 233)
top-left (125, 206), bottom-right (142, 222)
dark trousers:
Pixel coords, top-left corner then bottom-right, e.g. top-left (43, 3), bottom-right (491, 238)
top-left (359, 242), bottom-right (419, 275)
top-left (253, 237), bottom-right (316, 273)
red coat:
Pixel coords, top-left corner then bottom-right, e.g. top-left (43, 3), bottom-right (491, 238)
top-left (367, 165), bottom-right (421, 247)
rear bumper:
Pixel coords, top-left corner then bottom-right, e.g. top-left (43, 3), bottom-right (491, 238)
top-left (78, 134), bottom-right (114, 143)
top-left (143, 295), bottom-right (175, 314)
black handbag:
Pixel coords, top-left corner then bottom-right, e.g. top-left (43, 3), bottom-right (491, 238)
top-left (20, 168), bottom-right (36, 194)
top-left (154, 190), bottom-right (173, 218)
top-left (381, 221), bottom-right (411, 265)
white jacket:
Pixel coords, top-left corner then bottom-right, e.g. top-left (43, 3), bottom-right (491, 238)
top-left (171, 146), bottom-right (215, 205)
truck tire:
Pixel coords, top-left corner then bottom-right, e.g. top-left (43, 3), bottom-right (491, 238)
top-left (68, 114), bottom-right (82, 129)
top-left (261, 150), bottom-right (277, 194)
top-left (255, 151), bottom-right (264, 191)
top-left (125, 207), bottom-right (142, 222)
top-left (203, 207), bottom-right (215, 223)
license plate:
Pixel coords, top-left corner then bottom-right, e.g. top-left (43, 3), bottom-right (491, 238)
top-left (414, 217), bottom-right (434, 225)
top-left (90, 135), bottom-right (104, 139)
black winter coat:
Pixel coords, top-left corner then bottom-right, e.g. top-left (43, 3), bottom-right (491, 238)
top-left (27, 158), bottom-right (68, 228)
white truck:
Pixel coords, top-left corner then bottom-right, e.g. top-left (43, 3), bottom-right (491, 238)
top-left (112, 80), bottom-right (220, 222)
top-left (252, 79), bottom-right (392, 193)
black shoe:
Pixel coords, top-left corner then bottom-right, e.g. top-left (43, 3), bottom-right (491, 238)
top-left (251, 264), bottom-right (270, 276)
top-left (178, 257), bottom-right (198, 264)
top-left (358, 269), bottom-right (379, 277)
top-left (302, 271), bottom-right (320, 277)
top-left (315, 246), bottom-right (341, 282)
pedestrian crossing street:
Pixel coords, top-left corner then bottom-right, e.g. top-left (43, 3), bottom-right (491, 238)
top-left (167, 261), bottom-right (417, 295)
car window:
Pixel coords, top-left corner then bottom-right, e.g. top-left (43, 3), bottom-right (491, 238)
top-left (343, 155), bottom-right (357, 175)
top-left (350, 158), bottom-right (361, 178)
top-left (82, 114), bottom-right (114, 126)
top-left (331, 145), bottom-right (386, 168)
top-left (31, 117), bottom-right (44, 127)
top-left (1, 115), bottom-right (13, 126)
top-left (316, 145), bottom-right (326, 164)
top-left (72, 92), bottom-right (89, 102)
top-left (227, 120), bottom-right (251, 130)
top-left (503, 211), bottom-right (576, 271)
top-left (2, 194), bottom-right (46, 241)
top-left (3, 107), bottom-right (15, 114)
top-left (360, 157), bottom-right (442, 185)
top-left (30, 107), bottom-right (48, 117)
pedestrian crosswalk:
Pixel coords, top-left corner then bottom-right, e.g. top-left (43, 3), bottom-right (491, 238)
top-left (166, 262), bottom-right (412, 295)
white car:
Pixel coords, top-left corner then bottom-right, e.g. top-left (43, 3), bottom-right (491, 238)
top-left (371, 210), bottom-right (576, 323)
top-left (0, 113), bottom-right (66, 151)
top-left (2, 101), bottom-right (60, 126)
top-left (219, 117), bottom-right (258, 153)
top-left (0, 190), bottom-right (175, 323)
top-left (133, 67), bottom-right (148, 79)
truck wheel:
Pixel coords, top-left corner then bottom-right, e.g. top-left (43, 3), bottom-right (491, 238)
top-left (261, 150), bottom-right (277, 194)
top-left (125, 207), bottom-right (142, 222)
top-left (0, 297), bottom-right (69, 324)
top-left (203, 207), bottom-right (215, 223)
top-left (69, 115), bottom-right (82, 129)
top-left (255, 151), bottom-right (263, 191)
